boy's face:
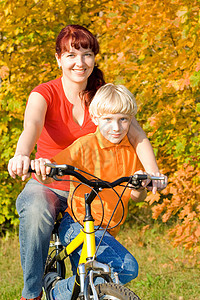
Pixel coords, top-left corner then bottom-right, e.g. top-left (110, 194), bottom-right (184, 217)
top-left (93, 113), bottom-right (132, 144)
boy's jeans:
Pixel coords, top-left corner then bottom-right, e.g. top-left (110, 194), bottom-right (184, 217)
top-left (53, 213), bottom-right (139, 300)
top-left (16, 179), bottom-right (69, 299)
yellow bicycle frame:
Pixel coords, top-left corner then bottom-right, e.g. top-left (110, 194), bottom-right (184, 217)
top-left (53, 189), bottom-right (110, 300)
top-left (63, 220), bottom-right (96, 263)
top-left (56, 219), bottom-right (96, 264)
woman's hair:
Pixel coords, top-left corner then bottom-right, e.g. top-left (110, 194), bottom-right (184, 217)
top-left (89, 83), bottom-right (137, 117)
top-left (56, 25), bottom-right (105, 106)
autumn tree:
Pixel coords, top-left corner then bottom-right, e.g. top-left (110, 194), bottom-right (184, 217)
top-left (0, 0), bottom-right (199, 251)
top-left (90, 0), bottom-right (200, 251)
top-left (0, 0), bottom-right (100, 231)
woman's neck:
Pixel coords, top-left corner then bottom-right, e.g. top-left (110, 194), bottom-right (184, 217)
top-left (61, 76), bottom-right (86, 126)
top-left (61, 76), bottom-right (87, 105)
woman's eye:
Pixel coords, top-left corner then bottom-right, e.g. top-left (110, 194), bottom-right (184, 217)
top-left (85, 52), bottom-right (94, 57)
top-left (63, 53), bottom-right (75, 58)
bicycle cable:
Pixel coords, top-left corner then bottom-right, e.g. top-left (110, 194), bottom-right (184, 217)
top-left (94, 177), bottom-right (132, 258)
top-left (70, 181), bottom-right (105, 233)
top-left (69, 178), bottom-right (125, 234)
top-left (56, 168), bottom-right (127, 233)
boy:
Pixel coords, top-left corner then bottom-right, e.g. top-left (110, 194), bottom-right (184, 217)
top-left (32, 83), bottom-right (167, 300)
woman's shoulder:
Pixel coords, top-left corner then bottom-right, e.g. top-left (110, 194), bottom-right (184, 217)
top-left (32, 77), bottom-right (62, 93)
top-left (31, 77), bottom-right (62, 105)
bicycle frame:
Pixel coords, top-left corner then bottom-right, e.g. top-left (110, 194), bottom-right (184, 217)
top-left (41, 164), bottom-right (165, 300)
top-left (47, 188), bottom-right (113, 300)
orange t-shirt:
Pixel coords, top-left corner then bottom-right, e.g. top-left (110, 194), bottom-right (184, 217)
top-left (53, 128), bottom-right (143, 236)
top-left (30, 77), bottom-right (96, 190)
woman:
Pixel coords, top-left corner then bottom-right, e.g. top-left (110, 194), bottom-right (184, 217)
top-left (8, 25), bottom-right (160, 300)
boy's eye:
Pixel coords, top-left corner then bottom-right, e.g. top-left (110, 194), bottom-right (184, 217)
top-left (102, 118), bottom-right (111, 122)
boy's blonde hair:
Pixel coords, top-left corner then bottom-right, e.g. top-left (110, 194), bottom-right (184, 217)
top-left (89, 83), bottom-right (137, 117)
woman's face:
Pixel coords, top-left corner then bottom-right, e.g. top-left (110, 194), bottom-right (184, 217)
top-left (56, 45), bottom-right (95, 85)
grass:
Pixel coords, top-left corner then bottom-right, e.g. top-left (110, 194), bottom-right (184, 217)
top-left (1, 223), bottom-right (200, 300)
top-left (0, 234), bottom-right (23, 300)
top-left (119, 224), bottom-right (200, 300)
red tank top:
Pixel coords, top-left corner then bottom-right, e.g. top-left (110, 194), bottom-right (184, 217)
top-left (31, 77), bottom-right (96, 190)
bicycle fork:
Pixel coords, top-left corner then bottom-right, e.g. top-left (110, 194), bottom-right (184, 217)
top-left (78, 228), bottom-right (113, 300)
top-left (76, 192), bottom-right (114, 300)
top-left (79, 260), bottom-right (112, 300)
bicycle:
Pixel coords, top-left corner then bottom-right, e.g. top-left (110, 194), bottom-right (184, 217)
top-left (34, 163), bottom-right (165, 300)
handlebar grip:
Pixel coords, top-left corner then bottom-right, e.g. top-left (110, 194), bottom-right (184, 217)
top-left (28, 166), bottom-right (35, 173)
top-left (133, 174), bottom-right (148, 180)
top-left (28, 165), bottom-right (58, 179)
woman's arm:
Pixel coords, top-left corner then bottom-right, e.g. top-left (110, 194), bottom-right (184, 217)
top-left (128, 117), bottom-right (161, 194)
top-left (128, 117), bottom-right (159, 173)
top-left (8, 92), bottom-right (47, 181)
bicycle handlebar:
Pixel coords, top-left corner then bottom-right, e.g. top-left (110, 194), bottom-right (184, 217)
top-left (35, 163), bottom-right (165, 190)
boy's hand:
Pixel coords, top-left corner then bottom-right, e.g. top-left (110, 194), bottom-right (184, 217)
top-left (30, 158), bottom-right (51, 181)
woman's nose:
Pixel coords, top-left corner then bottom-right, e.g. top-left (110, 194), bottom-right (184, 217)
top-left (75, 55), bottom-right (84, 66)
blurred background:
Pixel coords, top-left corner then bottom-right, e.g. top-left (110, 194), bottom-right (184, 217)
top-left (0, 1), bottom-right (199, 298)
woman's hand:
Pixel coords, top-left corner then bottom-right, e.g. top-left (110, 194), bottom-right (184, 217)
top-left (8, 154), bottom-right (31, 181)
top-left (146, 172), bottom-right (168, 194)
top-left (133, 170), bottom-right (168, 194)
top-left (30, 158), bottom-right (52, 181)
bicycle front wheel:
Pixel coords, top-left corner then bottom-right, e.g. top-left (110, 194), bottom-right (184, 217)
top-left (95, 282), bottom-right (141, 300)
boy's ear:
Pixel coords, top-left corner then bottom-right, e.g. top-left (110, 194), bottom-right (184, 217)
top-left (91, 115), bottom-right (99, 126)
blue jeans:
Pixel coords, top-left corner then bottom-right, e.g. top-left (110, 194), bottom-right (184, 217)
top-left (16, 179), bottom-right (69, 299)
top-left (53, 213), bottom-right (139, 300)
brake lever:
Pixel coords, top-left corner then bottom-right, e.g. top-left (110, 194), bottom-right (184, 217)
top-left (45, 163), bottom-right (77, 171)
top-left (131, 174), bottom-right (165, 189)
top-left (131, 177), bottom-right (142, 189)
top-left (44, 163), bottom-right (78, 180)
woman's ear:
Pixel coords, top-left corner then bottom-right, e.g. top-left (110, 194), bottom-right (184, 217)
top-left (55, 53), bottom-right (61, 68)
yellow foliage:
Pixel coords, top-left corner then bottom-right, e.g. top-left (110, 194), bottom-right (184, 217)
top-left (0, 0), bottom-right (199, 253)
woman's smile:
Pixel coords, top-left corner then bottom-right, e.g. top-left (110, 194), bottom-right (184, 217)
top-left (57, 46), bottom-right (95, 84)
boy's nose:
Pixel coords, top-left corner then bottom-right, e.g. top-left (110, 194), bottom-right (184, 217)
top-left (112, 121), bottom-right (120, 131)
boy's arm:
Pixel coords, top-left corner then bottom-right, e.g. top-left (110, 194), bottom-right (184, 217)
top-left (31, 140), bottom-right (84, 184)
